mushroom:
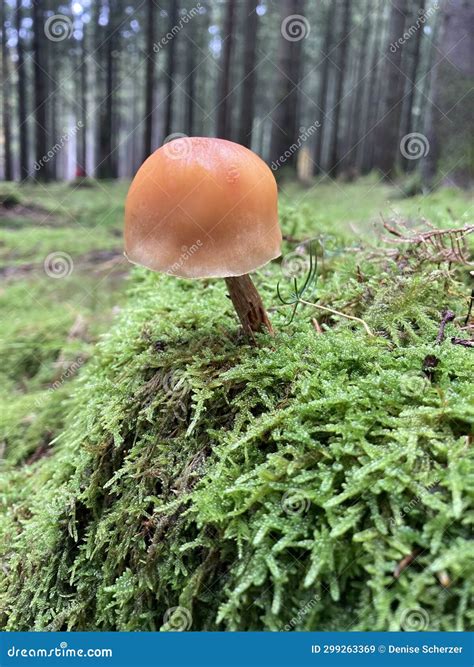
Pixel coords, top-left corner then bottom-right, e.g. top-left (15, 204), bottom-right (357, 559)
top-left (124, 137), bottom-right (281, 336)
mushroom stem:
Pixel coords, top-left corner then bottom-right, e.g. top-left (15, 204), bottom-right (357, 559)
top-left (225, 275), bottom-right (274, 336)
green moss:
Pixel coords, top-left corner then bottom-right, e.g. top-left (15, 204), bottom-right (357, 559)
top-left (1, 191), bottom-right (472, 631)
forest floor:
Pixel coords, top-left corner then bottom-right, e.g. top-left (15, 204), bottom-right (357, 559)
top-left (1, 176), bottom-right (470, 436)
top-left (0, 176), bottom-right (472, 631)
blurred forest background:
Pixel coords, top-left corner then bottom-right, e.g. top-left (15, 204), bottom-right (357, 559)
top-left (0, 0), bottom-right (472, 189)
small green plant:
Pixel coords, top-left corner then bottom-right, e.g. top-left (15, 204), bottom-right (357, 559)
top-left (277, 243), bottom-right (374, 335)
top-left (277, 242), bottom-right (318, 324)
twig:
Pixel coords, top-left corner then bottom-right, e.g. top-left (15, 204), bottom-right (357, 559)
top-left (381, 221), bottom-right (473, 266)
top-left (464, 289), bottom-right (474, 326)
top-left (437, 570), bottom-right (451, 588)
top-left (451, 337), bottom-right (474, 348)
top-left (435, 310), bottom-right (455, 344)
top-left (393, 549), bottom-right (420, 579)
top-left (299, 300), bottom-right (374, 336)
top-left (382, 216), bottom-right (404, 238)
top-left (312, 318), bottom-right (322, 334)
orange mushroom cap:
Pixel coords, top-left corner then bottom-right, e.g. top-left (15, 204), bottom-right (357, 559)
top-left (124, 137), bottom-right (282, 278)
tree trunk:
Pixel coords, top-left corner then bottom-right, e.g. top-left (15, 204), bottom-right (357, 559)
top-left (313, 1), bottom-right (335, 174)
top-left (399, 0), bottom-right (426, 172)
top-left (131, 52), bottom-right (141, 174)
top-left (422, 0), bottom-right (473, 189)
top-left (1, 0), bottom-right (13, 181)
top-left (143, 0), bottom-right (156, 160)
top-left (191, 0), bottom-right (211, 136)
top-left (362, 7), bottom-right (388, 174)
top-left (359, 5), bottom-right (384, 173)
top-left (97, 0), bottom-right (119, 179)
top-left (164, 0), bottom-right (178, 139)
top-left (79, 17), bottom-right (88, 176)
top-left (341, 55), bottom-right (359, 172)
top-left (48, 29), bottom-right (59, 180)
top-left (326, 0), bottom-right (351, 177)
top-left (237, 0), bottom-right (259, 148)
top-left (32, 0), bottom-right (50, 182)
top-left (184, 36), bottom-right (196, 137)
top-left (269, 0), bottom-right (306, 171)
top-left (75, 28), bottom-right (88, 178)
top-left (97, 35), bottom-right (114, 177)
top-left (373, 0), bottom-right (408, 178)
top-left (216, 0), bottom-right (236, 139)
top-left (344, 0), bottom-right (371, 172)
top-left (16, 0), bottom-right (28, 180)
